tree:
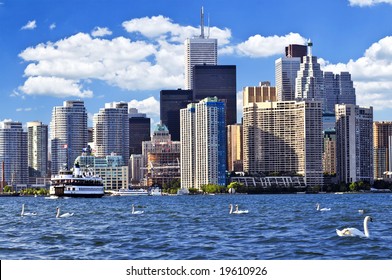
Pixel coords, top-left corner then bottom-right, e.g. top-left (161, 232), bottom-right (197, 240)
top-left (3, 185), bottom-right (12, 193)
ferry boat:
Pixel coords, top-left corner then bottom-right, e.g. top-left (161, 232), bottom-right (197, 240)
top-left (112, 188), bottom-right (149, 196)
top-left (49, 164), bottom-right (104, 198)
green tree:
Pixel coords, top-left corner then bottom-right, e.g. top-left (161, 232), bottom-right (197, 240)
top-left (3, 185), bottom-right (12, 193)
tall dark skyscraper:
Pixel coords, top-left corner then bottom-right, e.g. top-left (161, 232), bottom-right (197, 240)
top-left (285, 44), bottom-right (307, 62)
top-left (192, 65), bottom-right (237, 125)
top-left (129, 108), bottom-right (151, 155)
top-left (160, 89), bottom-right (193, 141)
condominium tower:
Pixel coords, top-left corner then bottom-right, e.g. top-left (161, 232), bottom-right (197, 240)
top-left (129, 108), bottom-right (151, 155)
top-left (50, 101), bottom-right (88, 174)
top-left (94, 102), bottom-right (129, 165)
top-left (373, 121), bottom-right (392, 179)
top-left (0, 121), bottom-right (28, 186)
top-left (27, 121), bottom-right (48, 178)
top-left (335, 104), bottom-right (373, 184)
top-left (180, 97), bottom-right (226, 189)
top-left (243, 95), bottom-right (323, 186)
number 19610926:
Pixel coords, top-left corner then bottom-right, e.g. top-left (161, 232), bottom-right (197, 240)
top-left (219, 266), bottom-right (267, 276)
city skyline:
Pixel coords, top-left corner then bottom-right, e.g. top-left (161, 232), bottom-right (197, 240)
top-left (2, 0), bottom-right (392, 128)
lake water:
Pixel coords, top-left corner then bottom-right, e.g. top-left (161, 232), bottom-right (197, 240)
top-left (1, 193), bottom-right (392, 260)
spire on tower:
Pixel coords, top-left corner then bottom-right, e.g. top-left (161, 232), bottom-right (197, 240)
top-left (200, 6), bottom-right (205, 38)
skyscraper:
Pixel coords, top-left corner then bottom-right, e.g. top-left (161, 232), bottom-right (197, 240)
top-left (94, 102), bottom-right (129, 165)
top-left (193, 64), bottom-right (237, 125)
top-left (373, 121), bottom-right (392, 179)
top-left (295, 42), bottom-right (325, 111)
top-left (243, 96), bottom-right (323, 187)
top-left (180, 97), bottom-right (226, 189)
top-left (276, 44), bottom-right (307, 101)
top-left (27, 121), bottom-right (48, 178)
top-left (0, 121), bottom-right (28, 186)
top-left (227, 124), bottom-right (243, 172)
top-left (129, 108), bottom-right (151, 155)
top-left (184, 7), bottom-right (217, 89)
top-left (324, 71), bottom-right (356, 113)
top-left (50, 100), bottom-right (88, 174)
top-left (335, 104), bottom-right (373, 184)
top-left (160, 89), bottom-right (193, 141)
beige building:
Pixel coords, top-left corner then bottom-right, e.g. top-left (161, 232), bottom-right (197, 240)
top-left (323, 130), bottom-right (336, 175)
top-left (243, 90), bottom-right (323, 186)
top-left (373, 121), bottom-right (392, 179)
top-left (227, 124), bottom-right (243, 172)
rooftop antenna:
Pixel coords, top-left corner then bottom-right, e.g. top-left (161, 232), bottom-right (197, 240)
top-left (200, 6), bottom-right (205, 38)
top-left (207, 12), bottom-right (210, 38)
top-left (307, 39), bottom-right (313, 57)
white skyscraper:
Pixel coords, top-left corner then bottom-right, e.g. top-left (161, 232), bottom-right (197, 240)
top-left (50, 100), bottom-right (88, 174)
top-left (184, 7), bottom-right (217, 89)
top-left (180, 97), bottom-right (226, 189)
top-left (94, 102), bottom-right (129, 165)
top-left (27, 121), bottom-right (48, 178)
top-left (0, 121), bottom-right (28, 186)
top-left (275, 57), bottom-right (301, 101)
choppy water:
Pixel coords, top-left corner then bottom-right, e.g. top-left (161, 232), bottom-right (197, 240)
top-left (1, 193), bottom-right (392, 260)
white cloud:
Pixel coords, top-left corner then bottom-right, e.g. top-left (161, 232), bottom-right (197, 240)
top-left (91, 26), bottom-right (112, 37)
top-left (16, 107), bottom-right (33, 112)
top-left (128, 96), bottom-right (160, 118)
top-left (349, 0), bottom-right (392, 6)
top-left (18, 15), bottom-right (306, 98)
top-left (234, 33), bottom-right (307, 57)
top-left (321, 36), bottom-right (392, 109)
top-left (49, 23), bottom-right (56, 30)
top-left (21, 20), bottom-right (37, 30)
top-left (19, 76), bottom-right (93, 98)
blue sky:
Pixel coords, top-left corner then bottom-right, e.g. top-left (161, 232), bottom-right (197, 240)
top-left (1, 0), bottom-right (392, 128)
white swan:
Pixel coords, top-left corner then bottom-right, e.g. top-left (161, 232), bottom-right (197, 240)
top-left (132, 204), bottom-right (144, 215)
top-left (56, 207), bottom-right (74, 218)
top-left (316, 203), bottom-right (331, 211)
top-left (229, 204), bottom-right (249, 214)
top-left (336, 216), bottom-right (373, 238)
top-left (21, 204), bottom-right (37, 216)
top-left (358, 209), bottom-right (365, 214)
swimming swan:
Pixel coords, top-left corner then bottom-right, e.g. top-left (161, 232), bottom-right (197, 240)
top-left (56, 207), bottom-right (74, 218)
top-left (316, 203), bottom-right (331, 211)
top-left (132, 204), bottom-right (144, 215)
top-left (21, 204), bottom-right (37, 216)
top-left (336, 216), bottom-right (373, 238)
top-left (229, 204), bottom-right (249, 214)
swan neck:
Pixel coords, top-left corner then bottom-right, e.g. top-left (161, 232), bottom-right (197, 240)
top-left (229, 204), bottom-right (233, 214)
top-left (364, 218), bottom-right (370, 237)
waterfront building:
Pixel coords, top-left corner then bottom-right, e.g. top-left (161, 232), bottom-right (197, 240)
top-left (94, 102), bottom-right (129, 165)
top-left (160, 89), bottom-right (193, 141)
top-left (27, 121), bottom-right (48, 179)
top-left (180, 97), bottom-right (226, 189)
top-left (335, 104), bottom-right (373, 184)
top-left (227, 124), bottom-right (243, 172)
top-left (0, 121), bottom-right (28, 187)
top-left (323, 130), bottom-right (336, 175)
top-left (129, 154), bottom-right (145, 185)
top-left (75, 152), bottom-right (128, 191)
top-left (50, 101), bottom-right (88, 175)
top-left (129, 108), bottom-right (151, 155)
top-left (243, 97), bottom-right (323, 187)
top-left (193, 64), bottom-right (237, 125)
top-left (142, 124), bottom-right (180, 187)
top-left (184, 7), bottom-right (217, 89)
top-left (373, 121), bottom-right (392, 179)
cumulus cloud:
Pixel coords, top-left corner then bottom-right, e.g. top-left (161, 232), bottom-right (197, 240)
top-left (91, 26), bottom-right (112, 37)
top-left (231, 33), bottom-right (307, 57)
top-left (349, 0), bottom-right (392, 6)
top-left (19, 76), bottom-right (93, 98)
top-left (49, 23), bottom-right (56, 30)
top-left (18, 15), bottom-right (306, 98)
top-left (321, 36), bottom-right (392, 109)
top-left (21, 20), bottom-right (37, 30)
top-left (128, 96), bottom-right (160, 117)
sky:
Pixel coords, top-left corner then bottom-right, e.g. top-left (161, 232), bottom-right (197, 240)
top-left (1, 0), bottom-right (392, 128)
